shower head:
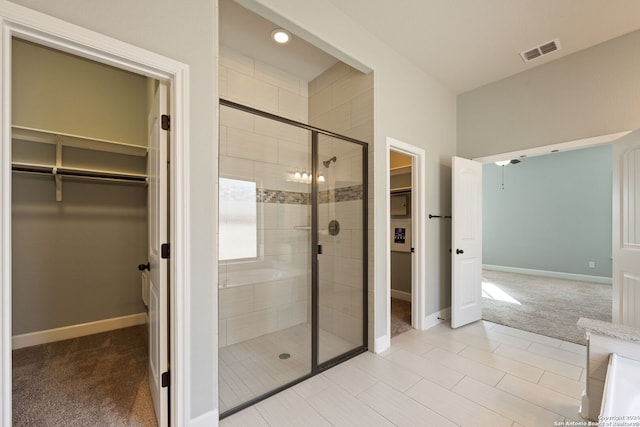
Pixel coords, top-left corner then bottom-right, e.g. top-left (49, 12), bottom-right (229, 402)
top-left (322, 156), bottom-right (337, 168)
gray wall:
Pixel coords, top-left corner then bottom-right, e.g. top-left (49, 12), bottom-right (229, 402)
top-left (12, 39), bottom-right (148, 144)
top-left (483, 145), bottom-right (612, 278)
top-left (390, 172), bottom-right (411, 190)
top-left (391, 252), bottom-right (411, 293)
top-left (12, 176), bottom-right (147, 334)
top-left (458, 29), bottom-right (640, 159)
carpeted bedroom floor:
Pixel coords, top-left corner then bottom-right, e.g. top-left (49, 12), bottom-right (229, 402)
top-left (481, 269), bottom-right (612, 345)
top-left (12, 325), bottom-right (157, 427)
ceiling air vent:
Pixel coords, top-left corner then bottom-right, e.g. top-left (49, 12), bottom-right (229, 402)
top-left (520, 39), bottom-right (561, 63)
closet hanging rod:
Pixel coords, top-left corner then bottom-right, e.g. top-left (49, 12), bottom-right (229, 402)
top-left (11, 162), bottom-right (148, 183)
top-left (13, 169), bottom-right (148, 185)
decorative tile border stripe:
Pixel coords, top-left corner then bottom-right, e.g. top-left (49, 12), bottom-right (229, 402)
top-left (257, 185), bottom-right (364, 205)
top-left (257, 188), bottom-right (310, 205)
top-left (319, 185), bottom-right (363, 204)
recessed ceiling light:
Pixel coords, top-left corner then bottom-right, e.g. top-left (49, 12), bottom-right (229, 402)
top-left (271, 29), bottom-right (291, 44)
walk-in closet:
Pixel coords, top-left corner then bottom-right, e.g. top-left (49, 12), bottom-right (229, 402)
top-left (10, 38), bottom-right (158, 426)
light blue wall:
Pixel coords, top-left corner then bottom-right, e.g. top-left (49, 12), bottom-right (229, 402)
top-left (483, 144), bottom-right (612, 278)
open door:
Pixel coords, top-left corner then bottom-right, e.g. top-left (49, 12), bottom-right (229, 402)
top-left (451, 156), bottom-right (483, 328)
top-left (612, 130), bottom-right (640, 328)
top-left (147, 82), bottom-right (169, 426)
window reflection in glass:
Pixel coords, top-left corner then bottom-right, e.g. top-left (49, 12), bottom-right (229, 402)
top-left (219, 177), bottom-right (257, 261)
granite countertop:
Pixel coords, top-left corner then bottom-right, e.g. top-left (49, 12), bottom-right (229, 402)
top-left (578, 317), bottom-right (640, 344)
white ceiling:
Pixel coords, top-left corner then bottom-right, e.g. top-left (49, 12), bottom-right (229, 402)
top-left (222, 0), bottom-right (640, 94)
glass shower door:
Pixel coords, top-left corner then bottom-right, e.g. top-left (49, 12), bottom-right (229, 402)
top-left (218, 104), bottom-right (313, 414)
top-left (315, 134), bottom-right (367, 365)
top-left (218, 101), bottom-right (368, 417)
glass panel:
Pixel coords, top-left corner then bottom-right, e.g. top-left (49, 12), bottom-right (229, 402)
top-left (317, 134), bottom-right (365, 364)
top-left (218, 105), bottom-right (312, 414)
top-left (219, 177), bottom-right (257, 261)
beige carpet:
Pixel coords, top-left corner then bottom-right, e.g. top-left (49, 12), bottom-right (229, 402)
top-left (481, 269), bottom-right (612, 345)
top-left (12, 325), bottom-right (157, 427)
top-left (391, 298), bottom-right (412, 337)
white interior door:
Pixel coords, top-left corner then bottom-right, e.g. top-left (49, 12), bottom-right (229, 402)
top-left (451, 156), bottom-right (483, 328)
top-left (147, 82), bottom-right (168, 426)
top-left (612, 130), bottom-right (640, 328)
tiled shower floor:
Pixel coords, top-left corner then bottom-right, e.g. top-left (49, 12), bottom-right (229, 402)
top-left (219, 323), bottom-right (356, 413)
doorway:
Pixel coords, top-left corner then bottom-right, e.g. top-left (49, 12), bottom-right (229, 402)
top-left (389, 151), bottom-right (413, 337)
top-left (9, 38), bottom-right (159, 425)
top-left (479, 145), bottom-right (614, 344)
top-left (217, 100), bottom-right (368, 417)
top-left (386, 137), bottom-right (427, 339)
top-left (451, 131), bottom-right (632, 337)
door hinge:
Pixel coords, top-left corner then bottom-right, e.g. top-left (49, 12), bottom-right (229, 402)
top-left (161, 371), bottom-right (170, 388)
top-left (161, 243), bottom-right (170, 259)
top-left (161, 114), bottom-right (170, 131)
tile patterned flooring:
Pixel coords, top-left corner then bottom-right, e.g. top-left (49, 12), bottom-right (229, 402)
top-left (221, 320), bottom-right (587, 426)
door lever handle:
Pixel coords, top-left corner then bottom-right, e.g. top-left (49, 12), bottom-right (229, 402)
top-left (456, 249), bottom-right (464, 255)
top-left (138, 262), bottom-right (150, 271)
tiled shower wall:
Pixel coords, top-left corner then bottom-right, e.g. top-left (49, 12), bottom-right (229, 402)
top-left (219, 47), bottom-right (308, 122)
top-left (309, 63), bottom-right (374, 347)
top-left (309, 62), bottom-right (374, 145)
top-left (218, 48), bottom-right (311, 347)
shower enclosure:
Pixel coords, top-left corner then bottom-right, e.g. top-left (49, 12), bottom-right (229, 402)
top-left (218, 100), bottom-right (368, 417)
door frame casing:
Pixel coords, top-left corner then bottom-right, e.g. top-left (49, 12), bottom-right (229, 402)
top-left (0, 4), bottom-right (191, 426)
top-left (386, 137), bottom-right (427, 342)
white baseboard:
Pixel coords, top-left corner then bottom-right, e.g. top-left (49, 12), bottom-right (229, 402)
top-left (391, 289), bottom-right (412, 302)
top-left (190, 409), bottom-right (219, 427)
top-left (579, 390), bottom-right (589, 421)
top-left (12, 312), bottom-right (147, 349)
top-left (374, 334), bottom-right (391, 354)
top-left (483, 264), bottom-right (612, 285)
top-left (422, 307), bottom-right (450, 330)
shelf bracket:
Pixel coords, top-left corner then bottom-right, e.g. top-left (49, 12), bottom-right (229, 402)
top-left (54, 170), bottom-right (62, 202)
top-left (55, 136), bottom-right (63, 202)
